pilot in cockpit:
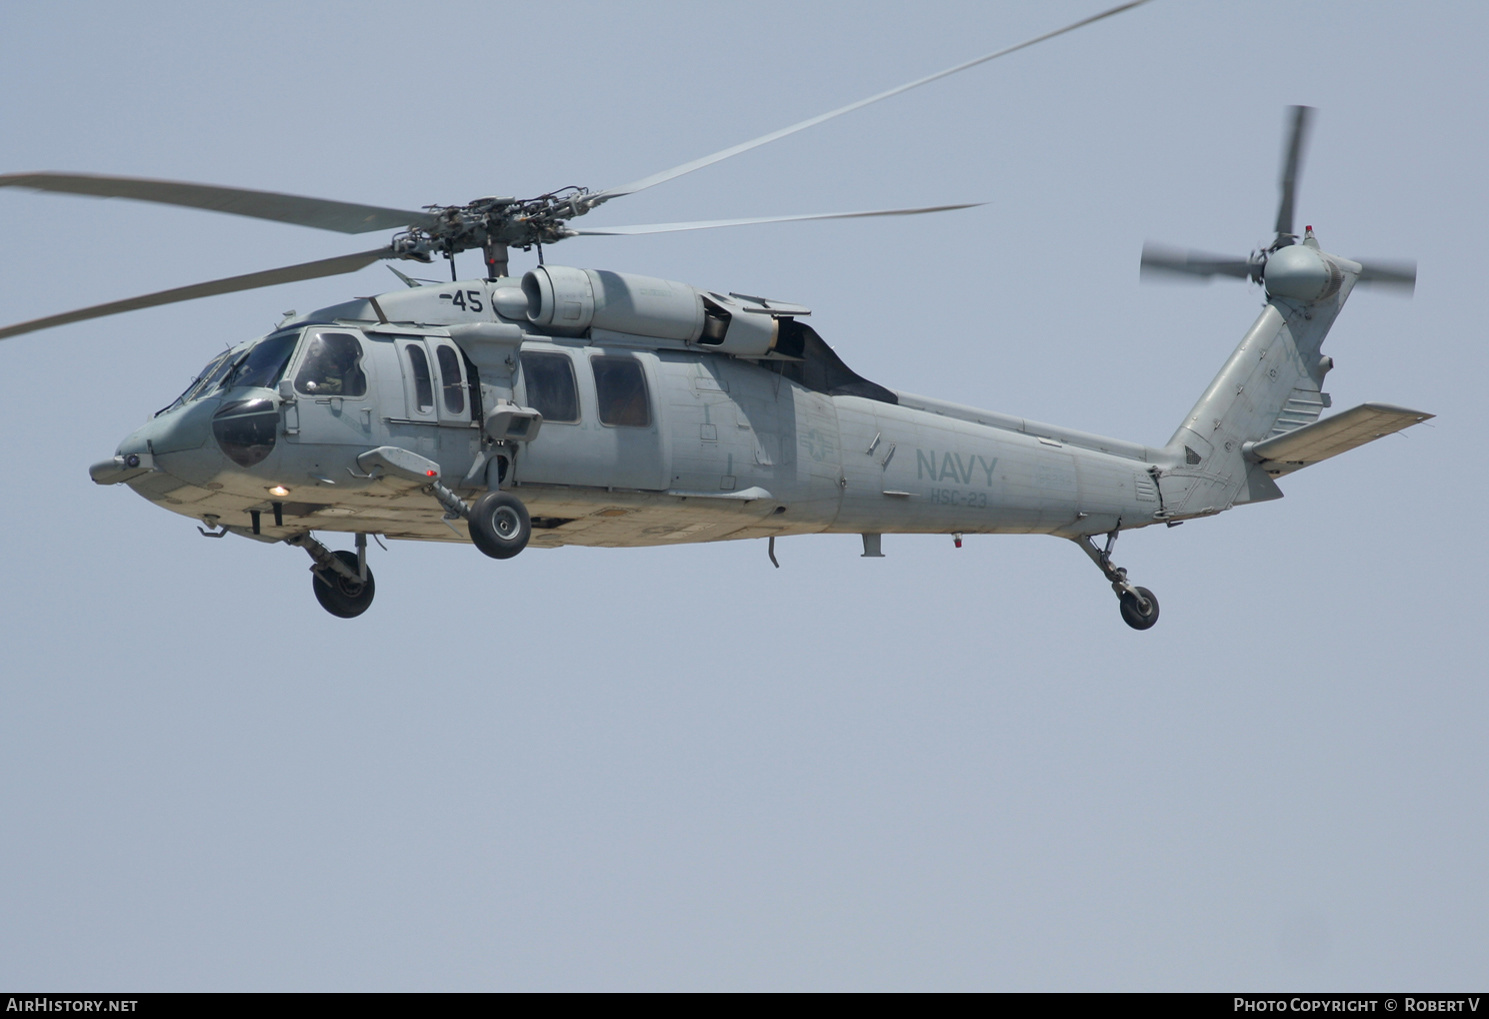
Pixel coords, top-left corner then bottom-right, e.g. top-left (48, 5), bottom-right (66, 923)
top-left (297, 333), bottom-right (366, 397)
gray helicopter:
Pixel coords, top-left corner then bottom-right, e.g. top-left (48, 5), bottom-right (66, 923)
top-left (0, 1), bottom-right (1429, 628)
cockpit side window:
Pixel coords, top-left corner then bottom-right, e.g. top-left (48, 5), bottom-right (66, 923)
top-left (223, 332), bottom-right (300, 391)
top-left (294, 332), bottom-right (367, 397)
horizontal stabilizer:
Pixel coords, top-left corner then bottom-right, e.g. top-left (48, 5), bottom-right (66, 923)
top-left (1247, 403), bottom-right (1433, 476)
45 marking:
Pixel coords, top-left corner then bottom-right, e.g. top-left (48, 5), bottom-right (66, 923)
top-left (440, 289), bottom-right (485, 312)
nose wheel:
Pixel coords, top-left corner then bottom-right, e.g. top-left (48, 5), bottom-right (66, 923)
top-left (1074, 529), bottom-right (1160, 631)
top-left (1117, 585), bottom-right (1160, 631)
top-left (290, 532), bottom-right (376, 618)
top-left (312, 550), bottom-right (376, 618)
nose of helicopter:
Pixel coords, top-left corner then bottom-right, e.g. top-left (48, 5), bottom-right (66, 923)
top-left (90, 398), bottom-right (223, 486)
top-left (133, 397), bottom-right (220, 455)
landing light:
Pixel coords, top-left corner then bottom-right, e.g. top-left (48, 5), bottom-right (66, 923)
top-left (269, 485), bottom-right (290, 497)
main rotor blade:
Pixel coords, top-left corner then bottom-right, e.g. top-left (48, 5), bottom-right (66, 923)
top-left (1140, 242), bottom-right (1254, 282)
top-left (1273, 105), bottom-right (1315, 245)
top-left (588, 0), bottom-right (1152, 204)
top-left (0, 247), bottom-right (394, 341)
top-left (568, 203), bottom-right (983, 236)
top-left (1356, 259), bottom-right (1417, 294)
top-left (0, 172), bottom-right (437, 234)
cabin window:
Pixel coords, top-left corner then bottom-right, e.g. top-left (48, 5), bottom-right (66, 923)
top-left (406, 345), bottom-right (434, 412)
top-left (592, 355), bottom-right (650, 428)
top-left (520, 352), bottom-right (579, 423)
top-left (436, 344), bottom-right (466, 415)
top-left (222, 331), bottom-right (299, 391)
top-left (294, 332), bottom-right (367, 397)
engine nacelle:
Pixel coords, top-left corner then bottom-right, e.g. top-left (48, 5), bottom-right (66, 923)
top-left (521, 265), bottom-right (792, 357)
top-left (1264, 244), bottom-right (1345, 303)
top-left (523, 266), bottom-right (702, 339)
top-left (697, 292), bottom-right (779, 358)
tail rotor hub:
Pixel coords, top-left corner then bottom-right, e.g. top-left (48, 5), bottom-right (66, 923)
top-left (1139, 108), bottom-right (1415, 299)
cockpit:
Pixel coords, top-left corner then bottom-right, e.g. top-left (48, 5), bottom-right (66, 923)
top-left (291, 331), bottom-right (367, 397)
top-left (136, 325), bottom-right (480, 473)
top-left (160, 327), bottom-right (378, 416)
top-left (158, 328), bottom-right (303, 416)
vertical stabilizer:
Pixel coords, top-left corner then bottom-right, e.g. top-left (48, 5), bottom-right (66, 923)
top-left (1159, 274), bottom-right (1351, 518)
top-left (1138, 108), bottom-right (1418, 523)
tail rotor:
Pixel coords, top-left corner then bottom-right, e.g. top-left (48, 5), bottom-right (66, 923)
top-left (1139, 106), bottom-right (1415, 297)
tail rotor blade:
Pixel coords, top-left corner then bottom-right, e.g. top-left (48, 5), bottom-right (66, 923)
top-left (1273, 105), bottom-right (1315, 246)
top-left (1356, 259), bottom-right (1417, 294)
top-left (0, 247), bottom-right (395, 341)
top-left (1140, 242), bottom-right (1254, 282)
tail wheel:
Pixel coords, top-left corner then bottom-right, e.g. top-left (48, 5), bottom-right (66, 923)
top-left (1118, 586), bottom-right (1159, 631)
top-left (312, 550), bottom-right (375, 618)
top-left (468, 490), bottom-right (531, 560)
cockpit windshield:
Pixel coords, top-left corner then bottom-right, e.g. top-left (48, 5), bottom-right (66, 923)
top-left (154, 330), bottom-right (304, 416)
top-left (220, 330), bottom-right (301, 391)
top-left (158, 348), bottom-right (236, 416)
top-left (185, 350), bottom-right (235, 400)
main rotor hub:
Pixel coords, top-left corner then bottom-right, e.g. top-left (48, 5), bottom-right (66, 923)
top-left (390, 187), bottom-right (604, 261)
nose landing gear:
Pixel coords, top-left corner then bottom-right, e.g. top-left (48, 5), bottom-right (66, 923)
top-left (311, 550), bottom-right (376, 618)
top-left (291, 532), bottom-right (376, 618)
top-left (1074, 528), bottom-right (1160, 631)
top-left (1117, 584), bottom-right (1160, 631)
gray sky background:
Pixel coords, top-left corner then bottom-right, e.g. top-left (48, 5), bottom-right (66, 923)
top-left (1, 0), bottom-right (1484, 991)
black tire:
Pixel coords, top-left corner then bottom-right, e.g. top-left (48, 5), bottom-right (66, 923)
top-left (312, 550), bottom-right (376, 618)
top-left (468, 490), bottom-right (530, 560)
top-left (1119, 586), bottom-right (1159, 631)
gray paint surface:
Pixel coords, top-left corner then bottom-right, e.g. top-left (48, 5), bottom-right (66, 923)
top-left (0, 0), bottom-right (1484, 992)
top-left (99, 247), bottom-right (1397, 560)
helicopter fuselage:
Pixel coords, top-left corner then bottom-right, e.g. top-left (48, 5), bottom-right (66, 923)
top-left (95, 273), bottom-right (1187, 554)
top-left (84, 222), bottom-right (1433, 628)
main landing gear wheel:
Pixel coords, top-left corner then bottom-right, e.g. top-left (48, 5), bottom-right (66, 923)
top-left (312, 550), bottom-right (376, 618)
top-left (1074, 529), bottom-right (1162, 631)
top-left (468, 490), bottom-right (531, 560)
top-left (1118, 586), bottom-right (1160, 631)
